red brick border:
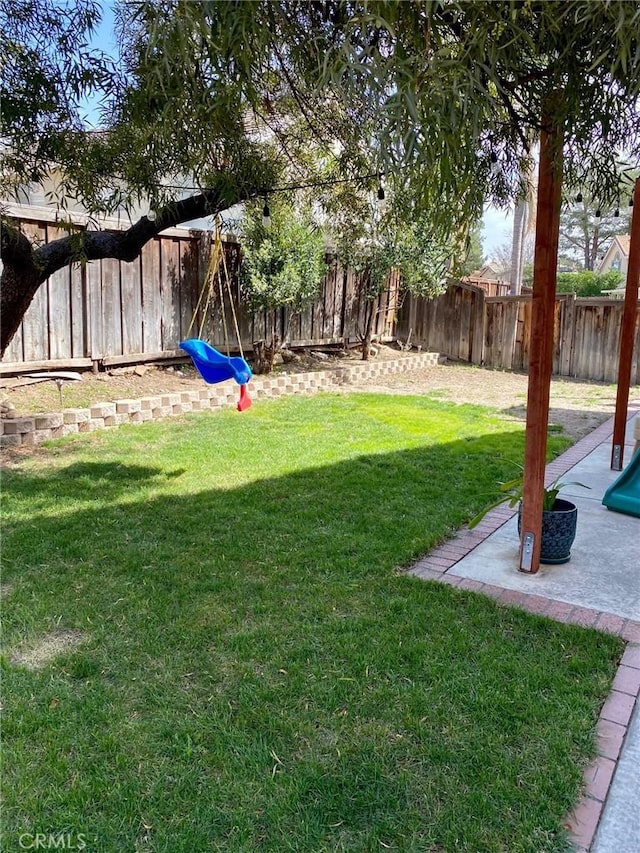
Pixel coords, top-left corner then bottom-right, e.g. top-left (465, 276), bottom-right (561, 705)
top-left (567, 642), bottom-right (639, 853)
top-left (410, 407), bottom-right (640, 852)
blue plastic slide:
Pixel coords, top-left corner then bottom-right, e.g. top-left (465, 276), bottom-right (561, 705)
top-left (602, 451), bottom-right (640, 518)
top-left (180, 339), bottom-right (252, 386)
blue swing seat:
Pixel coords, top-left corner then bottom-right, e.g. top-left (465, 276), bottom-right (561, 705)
top-left (180, 339), bottom-right (252, 386)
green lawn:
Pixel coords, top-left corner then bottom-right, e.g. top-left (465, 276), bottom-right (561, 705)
top-left (1, 393), bottom-right (622, 852)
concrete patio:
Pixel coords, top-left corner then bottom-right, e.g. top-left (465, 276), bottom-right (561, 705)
top-left (410, 406), bottom-right (640, 853)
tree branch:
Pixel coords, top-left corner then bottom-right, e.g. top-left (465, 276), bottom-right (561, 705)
top-left (559, 229), bottom-right (586, 250)
top-left (1, 184), bottom-right (261, 357)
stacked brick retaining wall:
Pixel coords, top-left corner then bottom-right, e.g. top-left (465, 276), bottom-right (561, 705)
top-left (1, 351), bottom-right (441, 448)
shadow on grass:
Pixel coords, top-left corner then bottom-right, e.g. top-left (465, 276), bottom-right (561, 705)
top-left (1, 421), bottom-right (619, 853)
top-left (3, 432), bottom-right (525, 594)
top-left (2, 461), bottom-right (187, 503)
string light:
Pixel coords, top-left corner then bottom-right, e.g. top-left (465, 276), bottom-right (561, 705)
top-left (136, 169), bottom-right (387, 196)
top-left (262, 198), bottom-right (271, 228)
top-left (614, 207), bottom-right (619, 218)
top-left (147, 210), bottom-right (156, 222)
top-left (595, 208), bottom-right (601, 219)
top-left (575, 192), bottom-right (583, 203)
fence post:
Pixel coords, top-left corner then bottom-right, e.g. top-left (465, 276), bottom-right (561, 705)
top-left (558, 293), bottom-right (576, 377)
top-left (471, 286), bottom-right (485, 364)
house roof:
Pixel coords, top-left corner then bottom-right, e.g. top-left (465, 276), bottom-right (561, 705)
top-left (468, 264), bottom-right (503, 280)
top-left (613, 234), bottom-right (631, 255)
top-left (603, 234), bottom-right (630, 257)
top-left (596, 233), bottom-right (631, 272)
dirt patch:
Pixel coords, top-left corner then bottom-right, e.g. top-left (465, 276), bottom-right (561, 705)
top-left (0, 344), bottom-right (630, 444)
top-left (9, 630), bottom-right (88, 670)
top-left (0, 582), bottom-right (14, 599)
top-left (344, 361), bottom-right (623, 442)
top-left (0, 347), bottom-right (359, 415)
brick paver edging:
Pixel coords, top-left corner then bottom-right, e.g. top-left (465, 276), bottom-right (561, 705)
top-left (0, 351), bottom-right (441, 448)
top-left (409, 407), bottom-right (640, 853)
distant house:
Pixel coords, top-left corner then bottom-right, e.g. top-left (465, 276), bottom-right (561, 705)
top-left (2, 164), bottom-right (240, 234)
top-left (462, 265), bottom-right (510, 296)
top-left (467, 263), bottom-right (504, 281)
top-left (596, 235), bottom-right (630, 276)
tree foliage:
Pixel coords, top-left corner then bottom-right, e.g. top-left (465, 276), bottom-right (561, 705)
top-left (0, 0), bottom-right (117, 200)
top-left (124, 0), bottom-right (640, 226)
top-left (2, 0), bottom-right (639, 356)
top-left (329, 185), bottom-right (454, 296)
top-left (556, 270), bottom-right (624, 297)
top-left (559, 191), bottom-right (632, 271)
top-left (238, 196), bottom-right (327, 371)
top-left (459, 223), bottom-right (485, 277)
top-left (240, 198), bottom-right (326, 315)
top-left (322, 180), bottom-right (456, 356)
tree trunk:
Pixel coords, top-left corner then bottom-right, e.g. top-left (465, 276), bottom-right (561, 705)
top-left (510, 198), bottom-right (528, 294)
top-left (589, 224), bottom-right (599, 271)
top-left (361, 299), bottom-right (375, 361)
top-left (0, 225), bottom-right (43, 354)
top-left (252, 334), bottom-right (280, 374)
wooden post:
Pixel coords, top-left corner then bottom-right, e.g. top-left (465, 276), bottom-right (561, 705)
top-left (519, 102), bottom-right (564, 573)
top-left (471, 285), bottom-right (486, 365)
top-left (611, 177), bottom-right (640, 470)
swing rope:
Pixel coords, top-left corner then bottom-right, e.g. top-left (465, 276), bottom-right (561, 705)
top-left (186, 232), bottom-right (218, 342)
top-left (216, 230), bottom-right (230, 357)
top-left (219, 235), bottom-right (245, 361)
top-left (186, 220), bottom-right (244, 359)
top-left (181, 222), bottom-right (252, 411)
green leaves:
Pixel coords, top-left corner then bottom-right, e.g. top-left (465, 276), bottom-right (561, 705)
top-left (469, 468), bottom-right (591, 527)
top-left (3, 0), bottom-right (639, 278)
top-left (240, 197), bottom-right (326, 314)
top-left (0, 0), bottom-right (119, 196)
top-left (556, 270), bottom-right (625, 297)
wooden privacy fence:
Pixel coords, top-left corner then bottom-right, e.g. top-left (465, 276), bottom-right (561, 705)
top-left (461, 277), bottom-right (510, 296)
top-left (6, 216), bottom-right (636, 385)
top-left (397, 283), bottom-right (640, 384)
top-left (2, 217), bottom-right (398, 370)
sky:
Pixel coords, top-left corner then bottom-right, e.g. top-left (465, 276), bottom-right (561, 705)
top-left (80, 4), bottom-right (117, 127)
top-left (482, 206), bottom-right (513, 261)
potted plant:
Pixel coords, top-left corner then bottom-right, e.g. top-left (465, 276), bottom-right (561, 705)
top-left (469, 470), bottom-right (590, 565)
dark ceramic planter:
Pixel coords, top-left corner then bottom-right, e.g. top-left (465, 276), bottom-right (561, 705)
top-left (518, 498), bottom-right (578, 565)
